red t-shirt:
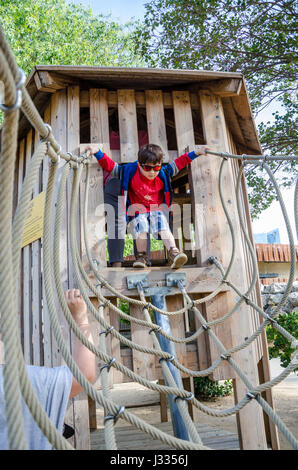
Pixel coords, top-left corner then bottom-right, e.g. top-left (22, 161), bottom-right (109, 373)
top-left (127, 166), bottom-right (164, 214)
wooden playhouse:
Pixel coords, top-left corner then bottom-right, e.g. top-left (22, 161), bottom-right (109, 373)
top-left (15, 66), bottom-right (279, 449)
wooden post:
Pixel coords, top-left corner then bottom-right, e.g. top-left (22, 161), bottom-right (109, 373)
top-left (50, 89), bottom-right (77, 447)
top-left (81, 88), bottom-right (109, 270)
top-left (130, 303), bottom-right (156, 381)
top-left (106, 299), bottom-right (123, 384)
top-left (42, 105), bottom-right (53, 367)
top-left (191, 89), bottom-right (268, 449)
top-left (32, 130), bottom-right (42, 365)
top-left (118, 89), bottom-right (139, 162)
top-left (145, 90), bottom-right (169, 162)
top-left (81, 89), bottom-right (111, 443)
top-left (67, 86), bottom-right (90, 450)
top-left (235, 149), bottom-right (280, 449)
top-left (23, 130), bottom-right (33, 363)
top-left (50, 90), bottom-right (70, 365)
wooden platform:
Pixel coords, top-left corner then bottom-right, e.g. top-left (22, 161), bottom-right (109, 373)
top-left (90, 383), bottom-right (239, 451)
top-left (90, 421), bottom-right (240, 450)
top-left (88, 265), bottom-right (229, 298)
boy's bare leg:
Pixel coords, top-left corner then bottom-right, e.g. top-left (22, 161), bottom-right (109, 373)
top-left (158, 229), bottom-right (176, 251)
top-left (133, 232), bottom-right (149, 268)
top-left (135, 231), bottom-right (148, 253)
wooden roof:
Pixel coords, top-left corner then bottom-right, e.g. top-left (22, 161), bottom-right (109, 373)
top-left (256, 243), bottom-right (298, 263)
top-left (20, 65), bottom-right (262, 154)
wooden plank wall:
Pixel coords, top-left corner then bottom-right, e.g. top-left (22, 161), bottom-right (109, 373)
top-left (15, 83), bottom-right (273, 450)
top-left (15, 89), bottom-right (90, 449)
top-left (192, 89), bottom-right (267, 449)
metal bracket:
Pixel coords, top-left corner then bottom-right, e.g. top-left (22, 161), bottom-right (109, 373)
top-left (126, 272), bottom-right (187, 296)
top-left (126, 274), bottom-right (149, 290)
top-left (165, 272), bottom-right (187, 288)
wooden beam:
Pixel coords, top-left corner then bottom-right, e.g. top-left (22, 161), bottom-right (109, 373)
top-left (42, 105), bottom-right (52, 367)
top-left (118, 89), bottom-right (139, 162)
top-left (67, 85), bottom-right (81, 287)
top-left (236, 145), bottom-right (280, 449)
top-left (79, 90), bottom-right (200, 110)
top-left (167, 295), bottom-right (188, 378)
top-left (34, 71), bottom-right (66, 93)
top-left (198, 78), bottom-right (242, 96)
top-left (87, 266), bottom-right (229, 298)
top-left (130, 303), bottom-right (156, 380)
top-left (172, 90), bottom-right (195, 156)
top-left (66, 85), bottom-right (91, 450)
top-left (145, 90), bottom-right (169, 162)
top-left (195, 89), bottom-right (267, 450)
top-left (80, 89), bottom-right (109, 269)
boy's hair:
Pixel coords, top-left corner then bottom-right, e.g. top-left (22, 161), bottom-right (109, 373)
top-left (138, 144), bottom-right (163, 165)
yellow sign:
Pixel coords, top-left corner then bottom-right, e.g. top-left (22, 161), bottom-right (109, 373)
top-left (22, 191), bottom-right (45, 248)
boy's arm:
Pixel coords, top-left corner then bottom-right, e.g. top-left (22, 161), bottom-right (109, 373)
top-left (164, 145), bottom-right (209, 178)
top-left (65, 289), bottom-right (96, 399)
top-left (84, 145), bottom-right (120, 178)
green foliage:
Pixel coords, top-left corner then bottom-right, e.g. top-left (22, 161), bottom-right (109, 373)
top-left (122, 234), bottom-right (164, 258)
top-left (106, 234), bottom-right (164, 261)
top-left (266, 310), bottom-right (298, 373)
top-left (118, 300), bottom-right (130, 316)
top-left (134, 0), bottom-right (298, 218)
top-left (117, 299), bottom-right (131, 326)
top-left (0, 0), bottom-right (144, 76)
top-left (118, 298), bottom-right (155, 325)
top-left (194, 377), bottom-right (233, 401)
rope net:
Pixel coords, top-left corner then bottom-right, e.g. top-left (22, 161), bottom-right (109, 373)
top-left (0, 26), bottom-right (297, 451)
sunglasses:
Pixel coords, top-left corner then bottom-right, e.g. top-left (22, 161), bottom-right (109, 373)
top-left (140, 163), bottom-right (162, 172)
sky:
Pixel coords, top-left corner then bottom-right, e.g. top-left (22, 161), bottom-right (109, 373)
top-left (68, 0), bottom-right (297, 244)
top-left (69, 0), bottom-right (146, 22)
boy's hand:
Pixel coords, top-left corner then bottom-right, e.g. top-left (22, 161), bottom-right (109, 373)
top-left (83, 145), bottom-right (100, 156)
top-left (65, 289), bottom-right (88, 326)
top-left (194, 145), bottom-right (210, 156)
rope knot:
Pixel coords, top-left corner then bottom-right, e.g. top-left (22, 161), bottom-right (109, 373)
top-left (246, 391), bottom-right (258, 400)
top-left (49, 144), bottom-right (61, 166)
top-left (142, 302), bottom-right (151, 312)
top-left (99, 326), bottom-right (114, 336)
top-left (100, 357), bottom-right (116, 373)
top-left (174, 392), bottom-right (194, 403)
top-left (159, 355), bottom-right (175, 364)
top-left (104, 406), bottom-right (125, 425)
top-left (242, 294), bottom-right (251, 305)
top-left (220, 353), bottom-right (231, 360)
top-left (149, 325), bottom-right (161, 335)
top-left (266, 314), bottom-right (277, 325)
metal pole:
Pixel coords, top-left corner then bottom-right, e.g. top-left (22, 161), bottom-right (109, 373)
top-left (151, 294), bottom-right (190, 440)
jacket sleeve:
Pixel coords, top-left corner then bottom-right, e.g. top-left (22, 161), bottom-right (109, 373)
top-left (163, 151), bottom-right (198, 178)
top-left (94, 149), bottom-right (120, 178)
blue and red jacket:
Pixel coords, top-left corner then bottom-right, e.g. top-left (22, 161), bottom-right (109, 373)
top-left (94, 149), bottom-right (199, 219)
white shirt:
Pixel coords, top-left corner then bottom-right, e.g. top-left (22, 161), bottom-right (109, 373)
top-left (0, 365), bottom-right (72, 450)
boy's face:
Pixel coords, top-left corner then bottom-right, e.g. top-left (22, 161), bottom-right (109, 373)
top-left (138, 162), bottom-right (162, 180)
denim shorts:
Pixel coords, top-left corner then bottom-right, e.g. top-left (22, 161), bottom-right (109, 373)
top-left (128, 211), bottom-right (170, 239)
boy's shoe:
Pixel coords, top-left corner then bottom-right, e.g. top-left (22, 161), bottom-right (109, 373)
top-left (168, 248), bottom-right (188, 269)
top-left (133, 252), bottom-right (148, 268)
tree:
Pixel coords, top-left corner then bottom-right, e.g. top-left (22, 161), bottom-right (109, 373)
top-left (266, 310), bottom-right (298, 373)
top-left (134, 0), bottom-right (298, 217)
top-left (0, 0), bottom-right (144, 77)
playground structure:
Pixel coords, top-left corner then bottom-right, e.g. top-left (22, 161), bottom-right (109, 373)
top-left (0, 26), bottom-right (297, 450)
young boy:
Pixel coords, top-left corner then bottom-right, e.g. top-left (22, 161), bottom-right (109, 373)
top-left (85, 143), bottom-right (209, 269)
